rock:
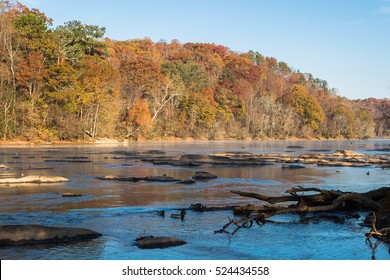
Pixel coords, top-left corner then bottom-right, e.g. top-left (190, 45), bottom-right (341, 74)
top-left (62, 193), bottom-right (82, 197)
top-left (143, 175), bottom-right (180, 182)
top-left (0, 175), bottom-right (69, 184)
top-left (177, 179), bottom-right (196, 184)
top-left (44, 158), bottom-right (92, 163)
top-left (371, 148), bottom-right (390, 152)
top-left (151, 160), bottom-right (202, 167)
top-left (192, 171), bottom-right (218, 180)
top-left (144, 150), bottom-right (166, 155)
top-left (180, 154), bottom-right (210, 161)
top-left (136, 236), bottom-right (186, 249)
top-left (211, 152), bottom-right (253, 157)
top-left (317, 162), bottom-right (370, 167)
top-left (0, 225), bottom-right (102, 246)
top-left (212, 161), bottom-right (273, 166)
top-left (282, 164), bottom-right (305, 169)
top-left (331, 150), bottom-right (364, 157)
top-left (97, 175), bottom-right (181, 183)
top-left (190, 203), bottom-right (207, 212)
top-left (0, 164), bottom-right (7, 169)
top-left (96, 175), bottom-right (142, 182)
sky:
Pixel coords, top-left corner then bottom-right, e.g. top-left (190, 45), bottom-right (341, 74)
top-left (21, 0), bottom-right (390, 100)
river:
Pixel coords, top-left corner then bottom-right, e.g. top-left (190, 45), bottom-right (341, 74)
top-left (0, 139), bottom-right (389, 260)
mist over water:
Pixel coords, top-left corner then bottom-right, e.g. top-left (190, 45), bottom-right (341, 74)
top-left (0, 139), bottom-right (389, 259)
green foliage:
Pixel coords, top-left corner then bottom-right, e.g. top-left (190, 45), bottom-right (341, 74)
top-left (214, 87), bottom-right (245, 122)
top-left (53, 20), bottom-right (107, 65)
top-left (162, 61), bottom-right (209, 92)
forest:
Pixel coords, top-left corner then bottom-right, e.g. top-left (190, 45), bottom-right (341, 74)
top-left (0, 1), bottom-right (389, 142)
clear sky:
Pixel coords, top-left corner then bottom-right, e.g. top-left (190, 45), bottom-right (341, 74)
top-left (22, 0), bottom-right (390, 100)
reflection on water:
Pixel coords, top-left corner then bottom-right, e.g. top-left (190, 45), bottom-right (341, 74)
top-left (0, 139), bottom-right (389, 259)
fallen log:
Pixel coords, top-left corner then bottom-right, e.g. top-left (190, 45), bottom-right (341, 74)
top-left (217, 187), bottom-right (388, 237)
top-left (230, 190), bottom-right (335, 205)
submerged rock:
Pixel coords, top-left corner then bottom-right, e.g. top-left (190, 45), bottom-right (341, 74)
top-left (97, 175), bottom-right (181, 183)
top-left (192, 171), bottom-right (218, 180)
top-left (0, 225), bottom-right (102, 246)
top-left (136, 236), bottom-right (187, 249)
top-left (143, 175), bottom-right (181, 182)
top-left (282, 164), bottom-right (305, 169)
top-left (96, 175), bottom-right (142, 182)
top-left (0, 175), bottom-right (69, 184)
top-left (177, 179), bottom-right (196, 184)
top-left (179, 154), bottom-right (210, 161)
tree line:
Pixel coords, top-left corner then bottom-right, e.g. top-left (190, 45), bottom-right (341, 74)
top-left (0, 2), bottom-right (388, 141)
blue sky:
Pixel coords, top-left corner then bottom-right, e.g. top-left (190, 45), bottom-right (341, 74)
top-left (23, 0), bottom-right (390, 100)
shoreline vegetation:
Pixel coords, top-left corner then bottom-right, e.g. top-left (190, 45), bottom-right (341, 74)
top-left (0, 137), bottom-right (389, 147)
top-left (0, 2), bottom-right (389, 143)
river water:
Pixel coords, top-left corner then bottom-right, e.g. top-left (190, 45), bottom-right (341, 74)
top-left (0, 139), bottom-right (389, 260)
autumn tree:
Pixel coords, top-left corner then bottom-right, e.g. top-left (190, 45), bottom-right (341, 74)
top-left (0, 1), bottom-right (15, 139)
top-left (77, 55), bottom-right (120, 138)
top-left (353, 108), bottom-right (374, 139)
top-left (286, 84), bottom-right (325, 134)
top-left (245, 93), bottom-right (298, 139)
top-left (376, 100), bottom-right (390, 136)
top-left (179, 92), bottom-right (217, 138)
top-left (124, 98), bottom-right (153, 139)
top-left (326, 102), bottom-right (354, 139)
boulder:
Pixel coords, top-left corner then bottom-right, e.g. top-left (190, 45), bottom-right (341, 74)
top-left (0, 225), bottom-right (102, 246)
top-left (192, 171), bottom-right (218, 180)
top-left (136, 236), bottom-right (186, 249)
top-left (0, 175), bottom-right (69, 184)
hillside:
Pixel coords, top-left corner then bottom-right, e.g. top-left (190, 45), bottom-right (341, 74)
top-left (0, 2), bottom-right (388, 141)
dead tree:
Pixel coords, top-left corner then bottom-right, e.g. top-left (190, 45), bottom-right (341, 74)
top-left (215, 186), bottom-right (390, 243)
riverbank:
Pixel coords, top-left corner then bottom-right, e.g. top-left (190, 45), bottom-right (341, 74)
top-left (1, 136), bottom-right (389, 147)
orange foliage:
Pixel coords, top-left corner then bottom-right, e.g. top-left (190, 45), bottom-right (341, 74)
top-left (127, 98), bottom-right (152, 127)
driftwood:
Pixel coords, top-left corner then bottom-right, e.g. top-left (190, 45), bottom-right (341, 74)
top-left (365, 212), bottom-right (390, 259)
top-left (215, 186), bottom-right (390, 248)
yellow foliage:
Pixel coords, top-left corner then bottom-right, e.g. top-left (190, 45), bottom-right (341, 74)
top-left (290, 84), bottom-right (325, 130)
